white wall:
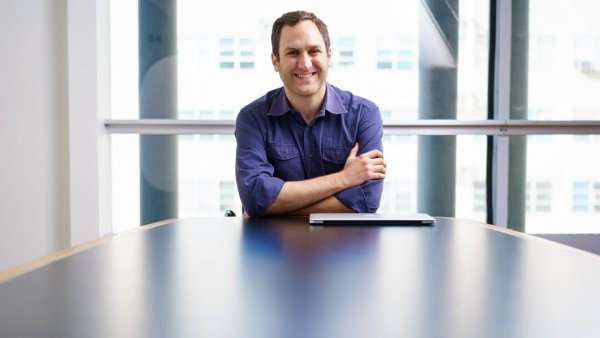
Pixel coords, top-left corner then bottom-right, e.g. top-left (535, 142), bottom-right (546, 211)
top-left (0, 0), bottom-right (70, 271)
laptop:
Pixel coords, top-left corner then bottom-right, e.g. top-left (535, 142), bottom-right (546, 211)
top-left (309, 213), bottom-right (436, 226)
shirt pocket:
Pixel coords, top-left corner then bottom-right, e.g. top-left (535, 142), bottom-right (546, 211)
top-left (266, 144), bottom-right (304, 181)
top-left (322, 147), bottom-right (351, 174)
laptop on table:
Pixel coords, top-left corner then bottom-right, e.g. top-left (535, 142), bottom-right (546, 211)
top-left (309, 213), bottom-right (436, 226)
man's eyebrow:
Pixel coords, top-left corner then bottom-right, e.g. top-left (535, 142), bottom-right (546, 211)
top-left (283, 45), bottom-right (323, 52)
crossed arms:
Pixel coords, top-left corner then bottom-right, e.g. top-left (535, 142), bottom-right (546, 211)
top-left (265, 144), bottom-right (386, 215)
top-left (235, 119), bottom-right (386, 217)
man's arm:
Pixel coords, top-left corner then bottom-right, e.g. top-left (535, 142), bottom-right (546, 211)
top-left (284, 196), bottom-right (353, 215)
top-left (265, 144), bottom-right (385, 215)
top-left (334, 101), bottom-right (385, 213)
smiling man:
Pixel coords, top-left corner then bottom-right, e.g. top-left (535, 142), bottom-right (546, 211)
top-left (235, 10), bottom-right (386, 217)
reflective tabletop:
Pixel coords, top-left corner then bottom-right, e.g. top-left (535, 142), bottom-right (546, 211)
top-left (1, 217), bottom-right (599, 338)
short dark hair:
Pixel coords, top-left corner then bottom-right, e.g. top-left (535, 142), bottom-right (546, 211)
top-left (271, 10), bottom-right (330, 60)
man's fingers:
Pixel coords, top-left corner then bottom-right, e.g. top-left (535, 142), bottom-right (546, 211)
top-left (369, 158), bottom-right (386, 166)
top-left (360, 149), bottom-right (384, 159)
top-left (369, 164), bottom-right (386, 173)
top-left (349, 143), bottom-right (359, 158)
top-left (370, 170), bottom-right (385, 179)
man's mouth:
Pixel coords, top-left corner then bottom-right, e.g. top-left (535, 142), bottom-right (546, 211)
top-left (295, 72), bottom-right (316, 79)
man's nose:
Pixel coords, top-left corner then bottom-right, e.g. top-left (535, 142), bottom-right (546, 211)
top-left (298, 52), bottom-right (312, 69)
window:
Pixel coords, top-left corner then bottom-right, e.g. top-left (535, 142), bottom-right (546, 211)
top-left (525, 0), bottom-right (600, 233)
top-left (380, 180), bottom-right (413, 213)
top-left (219, 37), bottom-right (235, 69)
top-left (110, 0), bottom-right (496, 229)
top-left (239, 38), bottom-right (255, 69)
top-left (334, 37), bottom-right (354, 68)
top-left (375, 45), bottom-right (413, 70)
top-left (573, 182), bottom-right (589, 213)
top-left (594, 182), bottom-right (600, 212)
top-left (535, 182), bottom-right (552, 213)
top-left (574, 36), bottom-right (600, 75)
top-left (473, 181), bottom-right (486, 213)
top-left (530, 36), bottom-right (556, 71)
top-left (218, 37), bottom-right (255, 70)
top-left (219, 181), bottom-right (235, 213)
top-left (397, 49), bottom-right (413, 69)
top-left (376, 49), bottom-right (393, 69)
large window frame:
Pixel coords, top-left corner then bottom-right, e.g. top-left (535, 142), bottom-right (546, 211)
top-left (69, 0), bottom-right (600, 243)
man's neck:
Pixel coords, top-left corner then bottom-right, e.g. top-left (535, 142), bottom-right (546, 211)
top-left (284, 89), bottom-right (326, 125)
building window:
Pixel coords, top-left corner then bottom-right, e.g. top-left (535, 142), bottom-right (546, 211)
top-left (239, 38), bottom-right (255, 69)
top-left (219, 37), bottom-right (235, 69)
top-left (535, 181), bottom-right (552, 212)
top-left (219, 37), bottom-right (255, 70)
top-left (573, 181), bottom-right (589, 212)
top-left (574, 36), bottom-right (600, 75)
top-left (219, 181), bottom-right (235, 213)
top-left (594, 182), bottom-right (600, 212)
top-left (526, 181), bottom-right (552, 213)
top-left (218, 110), bottom-right (235, 119)
top-left (473, 180), bottom-right (486, 213)
top-left (381, 180), bottom-right (412, 212)
top-left (397, 49), bottom-right (413, 69)
top-left (531, 36), bottom-right (555, 71)
top-left (525, 182), bottom-right (530, 212)
top-left (376, 49), bottom-right (393, 69)
top-left (334, 37), bottom-right (354, 68)
top-left (376, 37), bottom-right (414, 70)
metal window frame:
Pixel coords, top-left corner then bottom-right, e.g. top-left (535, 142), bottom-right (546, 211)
top-left (105, 119), bottom-right (600, 135)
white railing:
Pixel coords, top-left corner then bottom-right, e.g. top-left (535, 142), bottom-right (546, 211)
top-left (105, 119), bottom-right (600, 135)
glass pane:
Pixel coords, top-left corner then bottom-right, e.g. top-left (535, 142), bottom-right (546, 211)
top-left (525, 135), bottom-right (600, 234)
top-left (457, 0), bottom-right (490, 119)
top-left (110, 0), bottom-right (489, 119)
top-left (109, 0), bottom-right (490, 224)
top-left (175, 0), bottom-right (489, 120)
top-left (111, 134), bottom-right (140, 232)
top-left (529, 0), bottom-right (600, 120)
top-left (109, 1), bottom-right (139, 119)
top-left (179, 135), bottom-right (242, 217)
top-left (175, 134), bottom-right (487, 220)
top-left (456, 135), bottom-right (488, 222)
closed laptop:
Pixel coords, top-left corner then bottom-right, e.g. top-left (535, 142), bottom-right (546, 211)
top-left (309, 213), bottom-right (436, 226)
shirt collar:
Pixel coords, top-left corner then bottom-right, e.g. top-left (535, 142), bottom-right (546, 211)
top-left (267, 83), bottom-right (348, 117)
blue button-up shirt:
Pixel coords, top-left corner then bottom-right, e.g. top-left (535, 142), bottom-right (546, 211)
top-left (235, 83), bottom-right (384, 217)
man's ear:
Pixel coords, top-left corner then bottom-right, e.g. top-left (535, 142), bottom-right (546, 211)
top-left (327, 48), bottom-right (332, 64)
top-left (271, 53), bottom-right (280, 72)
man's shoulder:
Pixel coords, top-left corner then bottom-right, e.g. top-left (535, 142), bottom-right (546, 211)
top-left (240, 87), bottom-right (283, 116)
top-left (328, 84), bottom-right (379, 113)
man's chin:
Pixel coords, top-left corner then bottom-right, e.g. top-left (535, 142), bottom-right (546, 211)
top-left (290, 84), bottom-right (323, 97)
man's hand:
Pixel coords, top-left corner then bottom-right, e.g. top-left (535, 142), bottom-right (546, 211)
top-left (264, 143), bottom-right (385, 216)
top-left (339, 143), bottom-right (386, 187)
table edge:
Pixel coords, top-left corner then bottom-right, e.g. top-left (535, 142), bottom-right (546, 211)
top-left (447, 217), bottom-right (600, 258)
top-left (0, 219), bottom-right (176, 284)
top-left (2, 217), bottom-right (598, 284)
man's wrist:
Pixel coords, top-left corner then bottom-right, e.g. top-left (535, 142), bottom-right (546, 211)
top-left (331, 171), bottom-right (351, 191)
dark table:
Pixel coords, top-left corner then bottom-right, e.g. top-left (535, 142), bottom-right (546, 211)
top-left (1, 217), bottom-right (599, 338)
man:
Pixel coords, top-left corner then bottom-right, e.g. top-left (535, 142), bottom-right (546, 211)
top-left (235, 10), bottom-right (386, 217)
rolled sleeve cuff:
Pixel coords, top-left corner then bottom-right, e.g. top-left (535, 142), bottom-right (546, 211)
top-left (335, 186), bottom-right (370, 213)
top-left (239, 176), bottom-right (285, 217)
top-left (335, 179), bottom-right (383, 213)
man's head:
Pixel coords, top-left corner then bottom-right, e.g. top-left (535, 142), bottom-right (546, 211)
top-left (271, 11), bottom-right (330, 61)
top-left (270, 11), bottom-right (332, 108)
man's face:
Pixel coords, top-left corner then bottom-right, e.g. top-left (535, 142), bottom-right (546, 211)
top-left (272, 20), bottom-right (331, 102)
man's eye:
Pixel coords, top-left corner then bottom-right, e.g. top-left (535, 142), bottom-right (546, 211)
top-left (287, 51), bottom-right (298, 56)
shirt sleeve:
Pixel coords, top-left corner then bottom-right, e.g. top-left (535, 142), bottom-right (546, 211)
top-left (335, 102), bottom-right (384, 213)
top-left (235, 110), bottom-right (285, 217)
